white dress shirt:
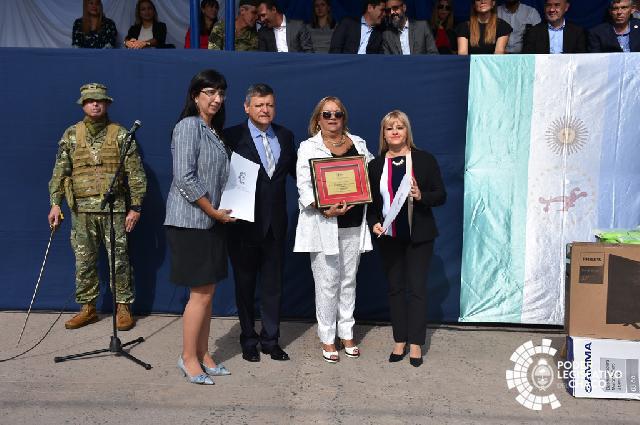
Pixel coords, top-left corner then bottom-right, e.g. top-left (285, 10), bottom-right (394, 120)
top-left (358, 16), bottom-right (374, 54)
top-left (274, 14), bottom-right (288, 52)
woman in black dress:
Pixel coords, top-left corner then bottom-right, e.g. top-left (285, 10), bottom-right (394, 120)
top-left (456, 0), bottom-right (512, 54)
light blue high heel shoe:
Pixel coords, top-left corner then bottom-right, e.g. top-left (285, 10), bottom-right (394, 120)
top-left (177, 357), bottom-right (214, 385)
top-left (200, 361), bottom-right (231, 376)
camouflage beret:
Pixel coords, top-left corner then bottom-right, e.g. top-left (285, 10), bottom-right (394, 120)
top-left (76, 83), bottom-right (114, 105)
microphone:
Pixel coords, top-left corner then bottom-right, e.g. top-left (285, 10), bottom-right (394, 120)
top-left (126, 120), bottom-right (142, 137)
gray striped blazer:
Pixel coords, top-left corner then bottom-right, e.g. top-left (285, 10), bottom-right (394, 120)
top-left (164, 116), bottom-right (229, 229)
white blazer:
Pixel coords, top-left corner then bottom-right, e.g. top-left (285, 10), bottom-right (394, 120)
top-left (293, 132), bottom-right (374, 255)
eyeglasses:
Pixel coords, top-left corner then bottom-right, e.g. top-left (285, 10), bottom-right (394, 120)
top-left (438, 5), bottom-right (451, 11)
top-left (200, 89), bottom-right (225, 99)
top-left (321, 110), bottom-right (344, 119)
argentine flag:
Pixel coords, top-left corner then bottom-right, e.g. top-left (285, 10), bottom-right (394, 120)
top-left (460, 54), bottom-right (640, 325)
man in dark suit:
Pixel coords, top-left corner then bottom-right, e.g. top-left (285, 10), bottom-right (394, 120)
top-left (224, 84), bottom-right (296, 362)
top-left (257, 0), bottom-right (313, 52)
top-left (588, 0), bottom-right (640, 52)
top-left (381, 0), bottom-right (438, 54)
top-left (522, 0), bottom-right (586, 53)
top-left (329, 0), bottom-right (386, 54)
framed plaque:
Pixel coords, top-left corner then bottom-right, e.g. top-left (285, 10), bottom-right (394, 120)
top-left (309, 155), bottom-right (372, 208)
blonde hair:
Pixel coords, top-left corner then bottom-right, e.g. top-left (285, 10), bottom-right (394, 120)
top-left (469, 0), bottom-right (497, 48)
top-left (308, 96), bottom-right (350, 137)
top-left (82, 0), bottom-right (104, 34)
top-left (379, 110), bottom-right (416, 154)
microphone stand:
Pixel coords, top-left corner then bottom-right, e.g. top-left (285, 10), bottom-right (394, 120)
top-left (54, 123), bottom-right (151, 370)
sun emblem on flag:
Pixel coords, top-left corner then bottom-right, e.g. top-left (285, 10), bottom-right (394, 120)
top-left (545, 116), bottom-right (588, 155)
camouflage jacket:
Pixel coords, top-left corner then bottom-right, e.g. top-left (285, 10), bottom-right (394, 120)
top-left (48, 118), bottom-right (147, 213)
top-left (208, 21), bottom-right (258, 51)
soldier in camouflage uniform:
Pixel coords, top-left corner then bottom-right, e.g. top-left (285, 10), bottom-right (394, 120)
top-left (208, 0), bottom-right (258, 51)
top-left (47, 83), bottom-right (147, 331)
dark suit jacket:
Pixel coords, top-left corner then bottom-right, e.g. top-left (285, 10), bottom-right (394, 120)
top-left (382, 20), bottom-right (438, 54)
top-left (257, 17), bottom-right (313, 52)
top-left (522, 21), bottom-right (586, 53)
top-left (329, 16), bottom-right (383, 54)
top-left (223, 122), bottom-right (296, 242)
top-left (588, 18), bottom-right (640, 53)
top-left (366, 149), bottom-right (446, 243)
top-left (125, 22), bottom-right (167, 47)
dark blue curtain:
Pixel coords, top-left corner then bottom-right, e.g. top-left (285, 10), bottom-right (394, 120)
top-left (0, 48), bottom-right (468, 322)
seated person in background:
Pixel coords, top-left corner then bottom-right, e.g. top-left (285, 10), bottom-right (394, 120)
top-left (72, 0), bottom-right (117, 48)
top-left (522, 0), bottom-right (586, 53)
top-left (497, 0), bottom-right (541, 53)
top-left (588, 0), bottom-right (640, 52)
top-left (457, 0), bottom-right (512, 55)
top-left (185, 0), bottom-right (219, 48)
top-left (208, 0), bottom-right (258, 51)
top-left (125, 0), bottom-right (167, 49)
top-left (306, 0), bottom-right (337, 53)
top-left (430, 0), bottom-right (458, 54)
top-left (257, 0), bottom-right (313, 52)
top-left (382, 0), bottom-right (439, 54)
top-left (329, 0), bottom-right (386, 54)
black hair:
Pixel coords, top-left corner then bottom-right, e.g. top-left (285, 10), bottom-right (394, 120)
top-left (199, 0), bottom-right (219, 34)
top-left (258, 0), bottom-right (281, 12)
top-left (362, 0), bottom-right (385, 15)
top-left (179, 69), bottom-right (227, 134)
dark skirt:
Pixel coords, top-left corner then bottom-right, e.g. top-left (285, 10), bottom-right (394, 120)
top-left (166, 225), bottom-right (228, 287)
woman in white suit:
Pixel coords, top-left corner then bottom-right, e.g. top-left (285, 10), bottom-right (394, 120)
top-left (294, 96), bottom-right (374, 363)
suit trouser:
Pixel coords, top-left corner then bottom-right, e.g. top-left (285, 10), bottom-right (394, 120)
top-left (310, 227), bottom-right (362, 345)
top-left (70, 211), bottom-right (134, 305)
top-left (228, 229), bottom-right (284, 350)
top-left (377, 237), bottom-right (433, 346)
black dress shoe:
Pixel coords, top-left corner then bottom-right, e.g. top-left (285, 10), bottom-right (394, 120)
top-left (389, 346), bottom-right (407, 363)
top-left (261, 345), bottom-right (290, 361)
top-left (409, 356), bottom-right (423, 367)
top-left (389, 351), bottom-right (407, 363)
top-left (242, 347), bottom-right (260, 362)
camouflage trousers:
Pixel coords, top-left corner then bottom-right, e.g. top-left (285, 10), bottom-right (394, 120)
top-left (70, 211), bottom-right (134, 304)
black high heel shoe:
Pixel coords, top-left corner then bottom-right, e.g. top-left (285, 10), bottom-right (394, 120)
top-left (388, 346), bottom-right (407, 363)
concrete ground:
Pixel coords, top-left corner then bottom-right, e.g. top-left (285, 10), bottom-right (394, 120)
top-left (0, 312), bottom-right (636, 425)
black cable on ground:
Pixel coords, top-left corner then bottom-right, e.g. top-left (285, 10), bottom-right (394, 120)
top-left (0, 292), bottom-right (75, 363)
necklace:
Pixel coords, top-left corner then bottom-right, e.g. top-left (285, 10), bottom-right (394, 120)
top-left (324, 135), bottom-right (345, 147)
top-left (391, 157), bottom-right (405, 166)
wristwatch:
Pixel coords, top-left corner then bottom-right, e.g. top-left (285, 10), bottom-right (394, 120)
top-left (130, 205), bottom-right (142, 213)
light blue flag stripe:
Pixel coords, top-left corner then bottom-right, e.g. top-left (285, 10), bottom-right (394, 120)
top-left (460, 55), bottom-right (536, 323)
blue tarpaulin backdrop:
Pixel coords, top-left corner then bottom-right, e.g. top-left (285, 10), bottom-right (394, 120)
top-left (0, 48), bottom-right (468, 322)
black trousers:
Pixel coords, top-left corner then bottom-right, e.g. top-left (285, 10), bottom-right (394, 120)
top-left (377, 237), bottom-right (434, 346)
top-left (228, 228), bottom-right (284, 350)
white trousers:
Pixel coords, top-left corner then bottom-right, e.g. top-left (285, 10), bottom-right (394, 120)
top-left (310, 227), bottom-right (362, 345)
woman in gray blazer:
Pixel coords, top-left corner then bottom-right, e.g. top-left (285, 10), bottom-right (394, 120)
top-left (165, 69), bottom-right (235, 385)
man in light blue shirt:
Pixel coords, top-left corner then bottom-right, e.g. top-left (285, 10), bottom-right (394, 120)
top-left (522, 0), bottom-right (586, 53)
top-left (223, 84), bottom-right (297, 363)
top-left (329, 0), bottom-right (386, 54)
top-left (381, 0), bottom-right (438, 55)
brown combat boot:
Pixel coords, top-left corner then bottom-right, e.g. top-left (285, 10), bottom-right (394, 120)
top-left (116, 303), bottom-right (135, 331)
top-left (65, 304), bottom-right (99, 329)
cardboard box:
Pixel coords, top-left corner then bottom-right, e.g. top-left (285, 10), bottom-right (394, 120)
top-left (566, 336), bottom-right (640, 400)
top-left (567, 243), bottom-right (640, 340)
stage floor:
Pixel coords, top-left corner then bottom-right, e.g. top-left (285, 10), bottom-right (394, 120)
top-left (0, 312), bottom-right (635, 424)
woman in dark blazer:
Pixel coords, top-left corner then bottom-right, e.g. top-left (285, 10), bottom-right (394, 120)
top-left (367, 110), bottom-right (446, 367)
top-left (125, 0), bottom-right (167, 49)
top-left (165, 69), bottom-right (235, 385)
